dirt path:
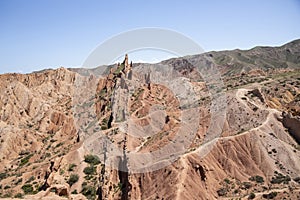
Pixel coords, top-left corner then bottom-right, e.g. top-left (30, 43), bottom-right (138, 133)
top-left (133, 137), bottom-right (149, 153)
top-left (175, 158), bottom-right (189, 200)
top-left (183, 85), bottom-right (281, 158)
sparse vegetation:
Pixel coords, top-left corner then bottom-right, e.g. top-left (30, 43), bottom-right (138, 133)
top-left (0, 173), bottom-right (6, 180)
top-left (21, 184), bottom-right (34, 194)
top-left (68, 163), bottom-right (77, 171)
top-left (71, 189), bottom-right (78, 194)
top-left (60, 169), bottom-right (65, 175)
top-left (84, 155), bottom-right (100, 165)
top-left (83, 166), bottom-right (96, 175)
top-left (3, 193), bottom-right (12, 198)
top-left (99, 89), bottom-right (107, 97)
top-left (262, 191), bottom-right (277, 199)
top-left (271, 173), bottom-right (291, 184)
top-left (68, 174), bottom-right (79, 186)
top-left (293, 177), bottom-right (300, 184)
top-left (242, 182), bottom-right (252, 189)
top-left (14, 193), bottom-right (23, 198)
top-left (217, 188), bottom-right (227, 196)
top-left (4, 185), bottom-right (11, 189)
top-left (249, 175), bottom-right (264, 183)
top-left (224, 178), bottom-right (231, 184)
top-left (81, 185), bottom-right (96, 200)
top-left (0, 40), bottom-right (300, 200)
top-left (26, 176), bottom-right (35, 183)
top-left (101, 118), bottom-right (108, 130)
top-left (45, 152), bottom-right (51, 158)
top-left (55, 142), bottom-right (64, 148)
top-left (19, 154), bottom-right (33, 167)
top-left (113, 64), bottom-right (125, 76)
top-left (248, 192), bottom-right (255, 199)
top-left (15, 178), bottom-right (23, 185)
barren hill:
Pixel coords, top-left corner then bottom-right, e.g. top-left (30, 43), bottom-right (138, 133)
top-left (0, 40), bottom-right (300, 200)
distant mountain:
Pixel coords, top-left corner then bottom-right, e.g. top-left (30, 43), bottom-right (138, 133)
top-left (162, 39), bottom-right (300, 77)
top-left (69, 39), bottom-right (300, 79)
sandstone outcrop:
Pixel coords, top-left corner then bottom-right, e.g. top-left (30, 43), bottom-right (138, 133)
top-left (0, 40), bottom-right (300, 199)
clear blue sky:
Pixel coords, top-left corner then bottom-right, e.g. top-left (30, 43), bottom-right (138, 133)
top-left (0, 0), bottom-right (300, 73)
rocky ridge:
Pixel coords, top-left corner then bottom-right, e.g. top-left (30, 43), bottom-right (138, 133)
top-left (0, 40), bottom-right (300, 199)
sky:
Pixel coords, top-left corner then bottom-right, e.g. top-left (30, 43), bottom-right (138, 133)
top-left (0, 0), bottom-right (300, 74)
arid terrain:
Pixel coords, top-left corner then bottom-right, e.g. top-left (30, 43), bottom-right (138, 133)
top-left (0, 39), bottom-right (300, 200)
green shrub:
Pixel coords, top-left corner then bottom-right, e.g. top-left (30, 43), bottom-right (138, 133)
top-left (262, 191), bottom-right (277, 199)
top-left (117, 182), bottom-right (122, 190)
top-left (99, 89), bottom-right (107, 97)
top-left (55, 142), bottom-right (64, 148)
top-left (45, 152), bottom-right (51, 158)
top-left (224, 178), bottom-right (231, 184)
top-left (0, 173), bottom-right (7, 180)
top-left (82, 182), bottom-right (87, 187)
top-left (50, 139), bottom-right (57, 143)
top-left (84, 155), bottom-right (100, 165)
top-left (81, 185), bottom-right (96, 200)
top-left (20, 154), bottom-right (33, 167)
top-left (249, 175), bottom-right (264, 183)
top-left (68, 174), bottom-right (79, 186)
top-left (248, 192), bottom-right (255, 199)
top-left (293, 176), bottom-right (300, 183)
top-left (217, 188), bottom-right (227, 196)
top-left (83, 166), bottom-right (96, 175)
top-left (68, 164), bottom-right (77, 171)
top-left (113, 64), bottom-right (125, 76)
top-left (4, 185), bottom-right (11, 189)
top-left (15, 178), bottom-right (23, 185)
top-left (271, 173), bottom-right (291, 184)
top-left (3, 193), bottom-right (12, 198)
top-left (71, 189), bottom-right (78, 194)
top-left (21, 184), bottom-right (34, 194)
top-left (26, 176), bottom-right (35, 183)
top-left (60, 169), bottom-right (65, 175)
top-left (242, 182), bottom-right (252, 189)
top-left (84, 175), bottom-right (93, 180)
top-left (14, 193), bottom-right (23, 198)
top-left (101, 119), bottom-right (108, 130)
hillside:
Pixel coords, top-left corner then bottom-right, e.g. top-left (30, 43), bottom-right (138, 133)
top-left (0, 40), bottom-right (300, 200)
